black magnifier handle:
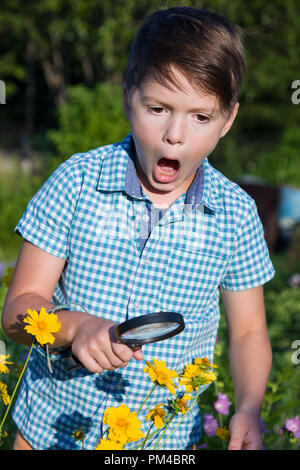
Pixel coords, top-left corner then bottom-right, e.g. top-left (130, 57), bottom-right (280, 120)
top-left (65, 353), bottom-right (83, 371)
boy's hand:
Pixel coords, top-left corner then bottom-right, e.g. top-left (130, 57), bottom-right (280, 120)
top-left (228, 407), bottom-right (264, 450)
top-left (71, 315), bottom-right (144, 373)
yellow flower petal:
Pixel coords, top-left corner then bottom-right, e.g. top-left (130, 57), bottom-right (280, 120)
top-left (154, 414), bottom-right (165, 429)
top-left (0, 381), bottom-right (11, 405)
top-left (216, 427), bottom-right (231, 443)
top-left (95, 438), bottom-right (124, 450)
top-left (146, 404), bottom-right (166, 428)
top-left (0, 354), bottom-right (13, 374)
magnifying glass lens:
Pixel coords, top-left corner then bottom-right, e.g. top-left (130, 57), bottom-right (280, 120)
top-left (116, 312), bottom-right (185, 347)
top-left (120, 321), bottom-right (179, 341)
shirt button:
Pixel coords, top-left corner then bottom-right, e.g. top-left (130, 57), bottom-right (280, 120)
top-left (134, 300), bottom-right (140, 308)
top-left (144, 257), bottom-right (150, 264)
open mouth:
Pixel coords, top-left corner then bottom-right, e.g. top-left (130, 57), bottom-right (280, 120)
top-left (157, 157), bottom-right (180, 172)
top-left (154, 157), bottom-right (181, 183)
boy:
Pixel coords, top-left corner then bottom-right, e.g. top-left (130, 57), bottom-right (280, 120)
top-left (2, 7), bottom-right (274, 450)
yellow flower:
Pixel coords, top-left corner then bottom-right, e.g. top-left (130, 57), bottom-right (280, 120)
top-left (0, 381), bottom-right (11, 405)
top-left (179, 358), bottom-right (217, 392)
top-left (143, 359), bottom-right (178, 395)
top-left (177, 394), bottom-right (192, 414)
top-left (0, 354), bottom-right (13, 374)
top-left (194, 357), bottom-right (218, 369)
top-left (145, 404), bottom-right (166, 429)
top-left (216, 426), bottom-right (231, 443)
top-left (95, 438), bottom-right (124, 450)
top-left (1, 267), bottom-right (14, 288)
top-left (179, 365), bottom-right (201, 393)
top-left (103, 404), bottom-right (145, 444)
top-left (170, 393), bottom-right (192, 415)
top-left (23, 307), bottom-right (62, 345)
top-left (200, 370), bottom-right (217, 385)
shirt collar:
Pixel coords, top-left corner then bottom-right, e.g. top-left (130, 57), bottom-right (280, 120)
top-left (97, 133), bottom-right (223, 213)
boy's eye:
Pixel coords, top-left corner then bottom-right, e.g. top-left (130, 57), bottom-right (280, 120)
top-left (148, 106), bottom-right (165, 114)
top-left (195, 114), bottom-right (209, 123)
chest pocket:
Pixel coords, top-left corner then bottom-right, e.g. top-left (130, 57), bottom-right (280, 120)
top-left (158, 240), bottom-right (228, 313)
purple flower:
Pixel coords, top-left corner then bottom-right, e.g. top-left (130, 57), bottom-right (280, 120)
top-left (203, 413), bottom-right (218, 436)
top-left (197, 443), bottom-right (208, 449)
top-left (288, 273), bottom-right (300, 288)
top-left (285, 416), bottom-right (300, 439)
top-left (213, 393), bottom-right (232, 415)
top-left (260, 417), bottom-right (267, 434)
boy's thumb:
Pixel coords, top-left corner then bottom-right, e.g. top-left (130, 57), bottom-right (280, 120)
top-left (228, 438), bottom-right (243, 450)
top-left (228, 426), bottom-right (244, 450)
top-left (132, 346), bottom-right (143, 361)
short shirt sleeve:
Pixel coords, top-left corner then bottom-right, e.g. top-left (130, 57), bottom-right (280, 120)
top-left (220, 198), bottom-right (275, 291)
top-left (15, 159), bottom-right (82, 259)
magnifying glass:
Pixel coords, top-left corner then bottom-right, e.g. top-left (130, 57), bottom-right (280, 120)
top-left (65, 311), bottom-right (185, 371)
top-left (115, 312), bottom-right (185, 347)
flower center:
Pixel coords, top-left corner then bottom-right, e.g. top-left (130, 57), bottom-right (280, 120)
top-left (38, 320), bottom-right (47, 330)
top-left (116, 418), bottom-right (128, 428)
top-left (157, 370), bottom-right (169, 382)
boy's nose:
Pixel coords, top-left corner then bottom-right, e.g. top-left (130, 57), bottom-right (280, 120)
top-left (162, 117), bottom-right (185, 145)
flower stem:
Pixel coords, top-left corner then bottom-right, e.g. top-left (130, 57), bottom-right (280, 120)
top-left (99, 425), bottom-right (110, 441)
top-left (153, 413), bottom-right (176, 450)
top-left (134, 424), bottom-right (163, 450)
top-left (141, 422), bottom-right (154, 450)
top-left (0, 341), bottom-right (35, 433)
top-left (157, 391), bottom-right (201, 450)
top-left (136, 384), bottom-right (157, 416)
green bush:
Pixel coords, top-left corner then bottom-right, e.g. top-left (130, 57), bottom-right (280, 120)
top-left (0, 164), bottom-right (47, 262)
top-left (247, 127), bottom-right (300, 187)
top-left (47, 82), bottom-right (130, 159)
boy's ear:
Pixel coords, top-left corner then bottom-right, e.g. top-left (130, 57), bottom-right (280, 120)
top-left (220, 102), bottom-right (239, 138)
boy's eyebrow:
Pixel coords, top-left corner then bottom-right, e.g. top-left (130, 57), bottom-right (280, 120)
top-left (141, 95), bottom-right (219, 116)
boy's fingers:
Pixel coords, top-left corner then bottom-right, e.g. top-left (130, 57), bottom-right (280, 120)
top-left (132, 348), bottom-right (143, 361)
top-left (111, 341), bottom-right (134, 363)
top-left (78, 353), bottom-right (106, 374)
top-left (111, 342), bottom-right (143, 363)
top-left (228, 437), bottom-right (243, 450)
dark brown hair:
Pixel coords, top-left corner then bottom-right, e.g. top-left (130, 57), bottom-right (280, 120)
top-left (125, 7), bottom-right (246, 115)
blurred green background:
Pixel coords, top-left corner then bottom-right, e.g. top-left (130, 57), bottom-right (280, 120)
top-left (0, 0), bottom-right (300, 450)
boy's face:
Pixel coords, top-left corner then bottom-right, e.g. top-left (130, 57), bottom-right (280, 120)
top-left (124, 68), bottom-right (239, 202)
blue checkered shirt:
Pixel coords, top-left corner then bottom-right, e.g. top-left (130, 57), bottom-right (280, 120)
top-left (12, 134), bottom-right (275, 450)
